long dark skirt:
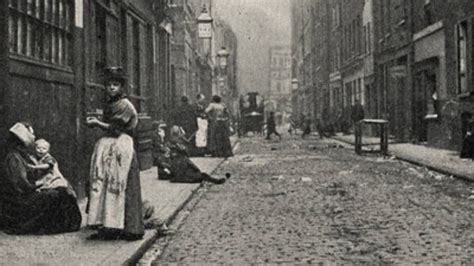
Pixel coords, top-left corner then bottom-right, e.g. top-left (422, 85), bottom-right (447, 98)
top-left (123, 154), bottom-right (145, 236)
top-left (208, 120), bottom-right (233, 158)
top-left (1, 187), bottom-right (81, 235)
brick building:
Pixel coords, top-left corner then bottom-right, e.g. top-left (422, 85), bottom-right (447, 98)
top-left (373, 0), bottom-right (414, 141)
top-left (268, 46), bottom-right (291, 116)
top-left (291, 0), bottom-right (313, 122)
top-left (411, 0), bottom-right (474, 150)
top-left (1, 0), bottom-right (174, 198)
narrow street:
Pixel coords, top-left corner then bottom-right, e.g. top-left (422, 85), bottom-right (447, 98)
top-left (153, 135), bottom-right (474, 264)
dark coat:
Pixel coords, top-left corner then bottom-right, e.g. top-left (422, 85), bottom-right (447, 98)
top-left (172, 103), bottom-right (198, 137)
top-left (351, 104), bottom-right (365, 122)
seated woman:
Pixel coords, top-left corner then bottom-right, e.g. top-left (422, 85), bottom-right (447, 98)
top-left (0, 122), bottom-right (81, 235)
top-left (152, 120), bottom-right (172, 180)
top-left (166, 126), bottom-right (225, 184)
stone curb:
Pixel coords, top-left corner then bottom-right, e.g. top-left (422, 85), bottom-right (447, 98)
top-left (329, 137), bottom-right (474, 183)
top-left (122, 138), bottom-right (240, 265)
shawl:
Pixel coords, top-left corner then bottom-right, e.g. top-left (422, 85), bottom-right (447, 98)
top-left (103, 97), bottom-right (138, 136)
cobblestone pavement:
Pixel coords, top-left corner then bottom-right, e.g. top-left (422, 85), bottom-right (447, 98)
top-left (153, 135), bottom-right (474, 264)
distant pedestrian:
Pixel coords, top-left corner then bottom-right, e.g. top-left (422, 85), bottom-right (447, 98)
top-left (301, 114), bottom-right (312, 139)
top-left (351, 100), bottom-right (365, 152)
top-left (205, 95), bottom-right (233, 158)
top-left (265, 112), bottom-right (281, 140)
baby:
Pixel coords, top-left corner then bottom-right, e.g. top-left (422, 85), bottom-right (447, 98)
top-left (29, 139), bottom-right (68, 190)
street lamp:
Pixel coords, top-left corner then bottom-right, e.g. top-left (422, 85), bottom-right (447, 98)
top-left (217, 46), bottom-right (230, 69)
top-left (197, 5), bottom-right (213, 39)
top-left (197, 5), bottom-right (213, 57)
top-left (292, 78), bottom-right (299, 90)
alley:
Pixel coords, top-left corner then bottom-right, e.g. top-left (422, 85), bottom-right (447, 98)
top-left (153, 135), bottom-right (474, 264)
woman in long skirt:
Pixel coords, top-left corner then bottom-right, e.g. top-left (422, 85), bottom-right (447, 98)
top-left (85, 67), bottom-right (144, 241)
top-left (205, 95), bottom-right (233, 158)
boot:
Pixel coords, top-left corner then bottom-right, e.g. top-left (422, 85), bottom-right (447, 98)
top-left (201, 173), bottom-right (226, 184)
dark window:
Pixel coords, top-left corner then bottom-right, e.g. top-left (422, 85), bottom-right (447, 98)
top-left (9, 0), bottom-right (73, 66)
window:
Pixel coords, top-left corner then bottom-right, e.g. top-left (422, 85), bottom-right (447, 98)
top-left (457, 21), bottom-right (468, 94)
top-left (131, 20), bottom-right (141, 97)
top-left (125, 12), bottom-right (151, 113)
top-left (9, 0), bottom-right (73, 66)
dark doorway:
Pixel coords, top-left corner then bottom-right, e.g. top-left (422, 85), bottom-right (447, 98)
top-left (413, 59), bottom-right (438, 143)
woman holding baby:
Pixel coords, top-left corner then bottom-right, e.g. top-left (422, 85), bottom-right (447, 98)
top-left (0, 122), bottom-right (81, 234)
top-left (85, 67), bottom-right (144, 241)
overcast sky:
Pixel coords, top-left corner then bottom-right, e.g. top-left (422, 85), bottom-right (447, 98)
top-left (214, 0), bottom-right (291, 94)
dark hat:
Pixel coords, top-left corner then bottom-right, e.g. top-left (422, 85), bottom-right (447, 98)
top-left (104, 66), bottom-right (127, 85)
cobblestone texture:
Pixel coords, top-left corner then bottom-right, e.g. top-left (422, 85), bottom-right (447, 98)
top-left (154, 135), bottom-right (474, 264)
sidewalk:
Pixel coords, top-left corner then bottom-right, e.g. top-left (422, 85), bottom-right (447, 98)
top-left (331, 134), bottom-right (474, 182)
top-left (0, 137), bottom-right (237, 265)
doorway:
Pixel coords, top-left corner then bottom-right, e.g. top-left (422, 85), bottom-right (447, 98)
top-left (413, 58), bottom-right (438, 143)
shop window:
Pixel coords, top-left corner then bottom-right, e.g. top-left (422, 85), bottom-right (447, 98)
top-left (8, 0), bottom-right (73, 66)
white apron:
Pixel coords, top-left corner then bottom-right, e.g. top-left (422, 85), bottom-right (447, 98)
top-left (196, 117), bottom-right (208, 148)
top-left (87, 134), bottom-right (134, 229)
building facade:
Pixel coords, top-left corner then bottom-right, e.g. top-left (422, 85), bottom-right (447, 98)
top-left (291, 0), bottom-right (315, 123)
top-left (293, 0), bottom-right (474, 152)
top-left (268, 46), bottom-right (291, 118)
top-left (213, 18), bottom-right (239, 116)
top-left (2, 0), bottom-right (174, 198)
top-left (373, 0), bottom-right (414, 141)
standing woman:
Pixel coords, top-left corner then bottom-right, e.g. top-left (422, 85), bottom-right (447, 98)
top-left (85, 67), bottom-right (144, 240)
top-left (205, 95), bottom-right (233, 158)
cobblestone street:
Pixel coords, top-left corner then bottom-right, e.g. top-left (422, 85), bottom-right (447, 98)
top-left (153, 135), bottom-right (474, 264)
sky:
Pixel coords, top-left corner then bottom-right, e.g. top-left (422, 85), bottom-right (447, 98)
top-left (213, 0), bottom-right (292, 94)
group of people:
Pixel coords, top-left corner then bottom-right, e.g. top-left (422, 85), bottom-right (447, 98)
top-left (169, 94), bottom-right (234, 158)
top-left (0, 67), bottom-right (232, 240)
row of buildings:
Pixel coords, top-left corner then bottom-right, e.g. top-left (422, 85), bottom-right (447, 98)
top-left (265, 46), bottom-right (292, 123)
top-left (0, 0), bottom-right (238, 199)
top-left (291, 0), bottom-right (474, 152)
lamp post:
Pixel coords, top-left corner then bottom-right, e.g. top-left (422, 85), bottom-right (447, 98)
top-left (217, 46), bottom-right (230, 97)
top-left (291, 78), bottom-right (300, 118)
top-left (291, 78), bottom-right (299, 91)
top-left (197, 5), bottom-right (213, 56)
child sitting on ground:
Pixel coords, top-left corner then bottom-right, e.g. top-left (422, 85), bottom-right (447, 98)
top-left (29, 139), bottom-right (69, 191)
top-left (152, 121), bottom-right (172, 180)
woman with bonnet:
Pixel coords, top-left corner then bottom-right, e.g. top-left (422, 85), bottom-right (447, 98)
top-left (0, 122), bottom-right (81, 234)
